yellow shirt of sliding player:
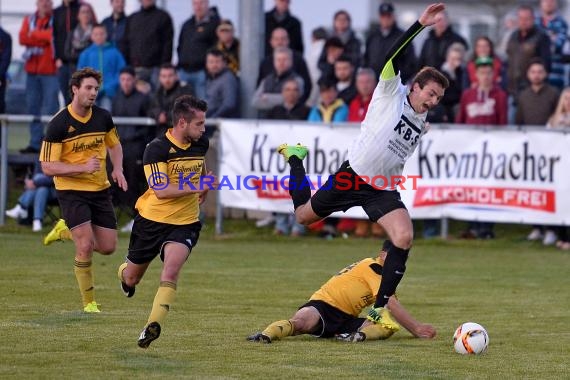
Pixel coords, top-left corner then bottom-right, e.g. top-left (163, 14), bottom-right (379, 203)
top-left (310, 257), bottom-right (384, 317)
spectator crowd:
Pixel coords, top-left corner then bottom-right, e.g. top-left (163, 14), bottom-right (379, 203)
top-left (1, 0), bottom-right (569, 250)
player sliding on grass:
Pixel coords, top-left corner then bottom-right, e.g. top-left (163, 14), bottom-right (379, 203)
top-left (278, 3), bottom-right (448, 333)
top-left (248, 241), bottom-right (436, 343)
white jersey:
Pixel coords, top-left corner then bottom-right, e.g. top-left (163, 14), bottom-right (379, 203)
top-left (348, 74), bottom-right (427, 181)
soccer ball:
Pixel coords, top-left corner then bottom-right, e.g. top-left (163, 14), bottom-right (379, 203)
top-left (453, 322), bottom-right (489, 355)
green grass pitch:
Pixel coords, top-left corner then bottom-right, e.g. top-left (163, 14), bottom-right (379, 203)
top-left (0, 220), bottom-right (568, 379)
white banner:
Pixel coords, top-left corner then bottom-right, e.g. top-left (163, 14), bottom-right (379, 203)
top-left (218, 120), bottom-right (570, 226)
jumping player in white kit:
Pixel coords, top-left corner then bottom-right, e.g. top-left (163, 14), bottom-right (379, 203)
top-left (278, 3), bottom-right (449, 332)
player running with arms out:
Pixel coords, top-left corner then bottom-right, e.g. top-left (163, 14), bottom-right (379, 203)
top-left (278, 3), bottom-right (448, 332)
top-left (248, 241), bottom-right (436, 343)
top-left (40, 67), bottom-right (128, 313)
top-left (117, 95), bottom-right (214, 348)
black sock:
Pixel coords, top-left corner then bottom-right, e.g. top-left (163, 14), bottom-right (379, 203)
top-left (288, 156), bottom-right (311, 210)
top-left (374, 244), bottom-right (410, 308)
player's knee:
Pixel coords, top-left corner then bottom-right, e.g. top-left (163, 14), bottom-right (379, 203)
top-left (96, 242), bottom-right (116, 255)
top-left (97, 247), bottom-right (115, 255)
top-left (294, 213), bottom-right (310, 225)
top-left (161, 267), bottom-right (181, 283)
top-left (96, 237), bottom-right (117, 255)
top-left (391, 230), bottom-right (413, 249)
top-left (289, 317), bottom-right (310, 334)
top-left (294, 206), bottom-right (319, 225)
top-left (76, 240), bottom-right (95, 255)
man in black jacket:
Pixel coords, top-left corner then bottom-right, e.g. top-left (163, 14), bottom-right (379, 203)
top-left (111, 66), bottom-right (151, 232)
top-left (258, 28), bottom-right (312, 103)
top-left (101, 0), bottom-right (127, 50)
top-left (364, 2), bottom-right (417, 84)
top-left (178, 0), bottom-right (220, 100)
top-left (121, 0), bottom-right (173, 89)
top-left (53, 0), bottom-right (80, 104)
top-left (265, 0), bottom-right (303, 56)
top-left (418, 9), bottom-right (468, 70)
top-left (149, 64), bottom-right (194, 137)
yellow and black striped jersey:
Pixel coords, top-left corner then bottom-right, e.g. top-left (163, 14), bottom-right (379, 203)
top-left (39, 105), bottom-right (120, 191)
top-left (136, 129), bottom-right (209, 225)
top-left (310, 257), bottom-right (384, 317)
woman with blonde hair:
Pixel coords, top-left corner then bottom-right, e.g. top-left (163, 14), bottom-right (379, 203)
top-left (547, 87), bottom-right (570, 128)
top-left (546, 88), bottom-right (570, 250)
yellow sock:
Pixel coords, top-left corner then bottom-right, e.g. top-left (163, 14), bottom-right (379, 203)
top-left (61, 228), bottom-right (72, 240)
top-left (147, 281), bottom-right (177, 325)
top-left (117, 262), bottom-right (127, 281)
top-left (262, 320), bottom-right (294, 341)
top-left (360, 324), bottom-right (395, 340)
top-left (74, 259), bottom-right (94, 307)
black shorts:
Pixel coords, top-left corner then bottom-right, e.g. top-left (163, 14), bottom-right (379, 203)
top-left (310, 161), bottom-right (407, 222)
top-left (56, 189), bottom-right (116, 229)
top-left (300, 300), bottom-right (366, 338)
top-left (127, 214), bottom-right (202, 265)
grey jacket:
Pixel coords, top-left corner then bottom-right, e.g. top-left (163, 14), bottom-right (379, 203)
top-left (206, 68), bottom-right (239, 118)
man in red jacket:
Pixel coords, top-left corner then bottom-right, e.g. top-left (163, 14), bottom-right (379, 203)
top-left (455, 56), bottom-right (507, 240)
top-left (19, 0), bottom-right (60, 153)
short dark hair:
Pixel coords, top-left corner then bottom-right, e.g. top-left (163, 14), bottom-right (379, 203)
top-left (412, 66), bottom-right (449, 90)
top-left (324, 37), bottom-right (344, 50)
top-left (172, 95), bottom-right (208, 126)
top-left (312, 26), bottom-right (327, 40)
top-left (335, 55), bottom-right (353, 65)
top-left (92, 23), bottom-right (106, 30)
top-left (207, 48), bottom-right (226, 61)
top-left (528, 57), bottom-right (546, 69)
top-left (69, 67), bottom-right (102, 98)
top-left (120, 66), bottom-right (136, 76)
top-left (317, 76), bottom-right (337, 91)
top-left (518, 4), bottom-right (534, 15)
top-left (159, 63), bottom-right (176, 71)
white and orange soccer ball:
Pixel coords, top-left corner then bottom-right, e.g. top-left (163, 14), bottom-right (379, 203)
top-left (453, 322), bottom-right (489, 355)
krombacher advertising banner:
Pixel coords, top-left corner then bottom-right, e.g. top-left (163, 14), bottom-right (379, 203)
top-left (218, 121), bottom-right (569, 226)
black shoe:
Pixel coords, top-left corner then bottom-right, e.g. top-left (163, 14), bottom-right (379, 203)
top-left (138, 322), bottom-right (161, 349)
top-left (246, 332), bottom-right (272, 343)
top-left (121, 281), bottom-right (136, 297)
top-left (335, 331), bottom-right (366, 342)
top-left (19, 146), bottom-right (40, 154)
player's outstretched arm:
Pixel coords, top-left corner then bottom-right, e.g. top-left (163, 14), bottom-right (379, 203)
top-left (380, 3), bottom-right (446, 80)
top-left (387, 297), bottom-right (436, 339)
